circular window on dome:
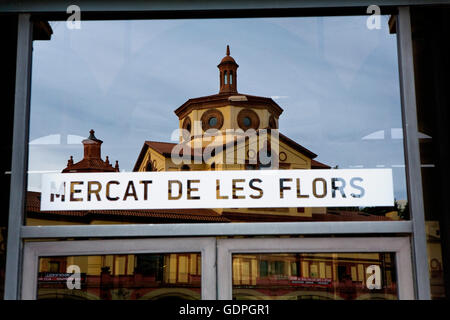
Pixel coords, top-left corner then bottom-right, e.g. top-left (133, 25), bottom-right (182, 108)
top-left (209, 117), bottom-right (218, 127)
top-left (182, 117), bottom-right (192, 140)
top-left (237, 109), bottom-right (260, 130)
top-left (201, 109), bottom-right (224, 131)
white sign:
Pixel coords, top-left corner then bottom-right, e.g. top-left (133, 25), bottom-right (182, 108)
top-left (40, 169), bottom-right (394, 211)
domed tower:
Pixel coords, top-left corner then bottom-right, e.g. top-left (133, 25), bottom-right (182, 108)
top-left (134, 47), bottom-right (324, 220)
top-left (175, 45), bottom-right (283, 143)
top-left (218, 45), bottom-right (238, 94)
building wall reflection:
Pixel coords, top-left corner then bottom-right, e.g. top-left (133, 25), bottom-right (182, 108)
top-left (232, 253), bottom-right (397, 300)
top-left (37, 253), bottom-right (202, 300)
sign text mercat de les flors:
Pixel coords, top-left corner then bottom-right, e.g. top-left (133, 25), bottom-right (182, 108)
top-left (40, 169), bottom-right (394, 211)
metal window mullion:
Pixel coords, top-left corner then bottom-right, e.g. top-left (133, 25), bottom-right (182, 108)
top-left (2, 1), bottom-right (450, 14)
top-left (217, 237), bottom-right (414, 300)
top-left (397, 6), bottom-right (431, 300)
top-left (21, 238), bottom-right (217, 299)
top-left (4, 13), bottom-right (33, 300)
top-left (20, 221), bottom-right (413, 238)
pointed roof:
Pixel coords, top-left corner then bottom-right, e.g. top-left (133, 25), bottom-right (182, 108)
top-left (85, 129), bottom-right (102, 143)
top-left (175, 46), bottom-right (282, 118)
top-left (218, 45), bottom-right (238, 65)
top-left (311, 159), bottom-right (331, 169)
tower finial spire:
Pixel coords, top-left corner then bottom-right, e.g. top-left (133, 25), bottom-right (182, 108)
top-left (88, 129), bottom-right (97, 140)
top-left (226, 45), bottom-right (230, 56)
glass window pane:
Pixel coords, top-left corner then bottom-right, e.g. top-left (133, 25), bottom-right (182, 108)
top-left (27, 16), bottom-right (407, 225)
top-left (232, 252), bottom-right (397, 300)
top-left (37, 253), bottom-right (201, 300)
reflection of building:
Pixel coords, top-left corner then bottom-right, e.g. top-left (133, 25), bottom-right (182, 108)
top-left (62, 130), bottom-right (119, 173)
top-left (26, 130), bottom-right (228, 225)
top-left (26, 46), bottom-right (393, 225)
top-left (134, 46), bottom-right (323, 220)
top-left (133, 46), bottom-right (392, 222)
top-left (36, 251), bottom-right (398, 300)
top-left (426, 221), bottom-right (445, 298)
top-left (37, 253), bottom-right (201, 300)
top-left (25, 46), bottom-right (397, 301)
top-left (232, 253), bottom-right (397, 300)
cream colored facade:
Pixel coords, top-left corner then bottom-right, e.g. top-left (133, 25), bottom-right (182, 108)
top-left (135, 100), bottom-right (324, 218)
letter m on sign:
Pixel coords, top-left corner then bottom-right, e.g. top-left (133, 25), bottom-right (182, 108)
top-left (50, 181), bottom-right (66, 202)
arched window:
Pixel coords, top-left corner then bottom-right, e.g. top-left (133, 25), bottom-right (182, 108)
top-left (230, 71), bottom-right (233, 84)
top-left (224, 71), bottom-right (227, 84)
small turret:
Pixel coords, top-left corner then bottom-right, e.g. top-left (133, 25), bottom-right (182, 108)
top-left (218, 45), bottom-right (239, 94)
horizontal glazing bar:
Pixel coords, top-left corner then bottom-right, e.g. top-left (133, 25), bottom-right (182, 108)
top-left (21, 221), bottom-right (413, 239)
top-left (1, 0), bottom-right (450, 13)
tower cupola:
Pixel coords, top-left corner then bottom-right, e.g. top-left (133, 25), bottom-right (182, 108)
top-left (218, 45), bottom-right (239, 94)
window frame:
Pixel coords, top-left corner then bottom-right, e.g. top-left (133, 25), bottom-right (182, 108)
top-left (21, 237), bottom-right (217, 300)
top-left (217, 237), bottom-right (414, 299)
top-left (3, 5), bottom-right (431, 300)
